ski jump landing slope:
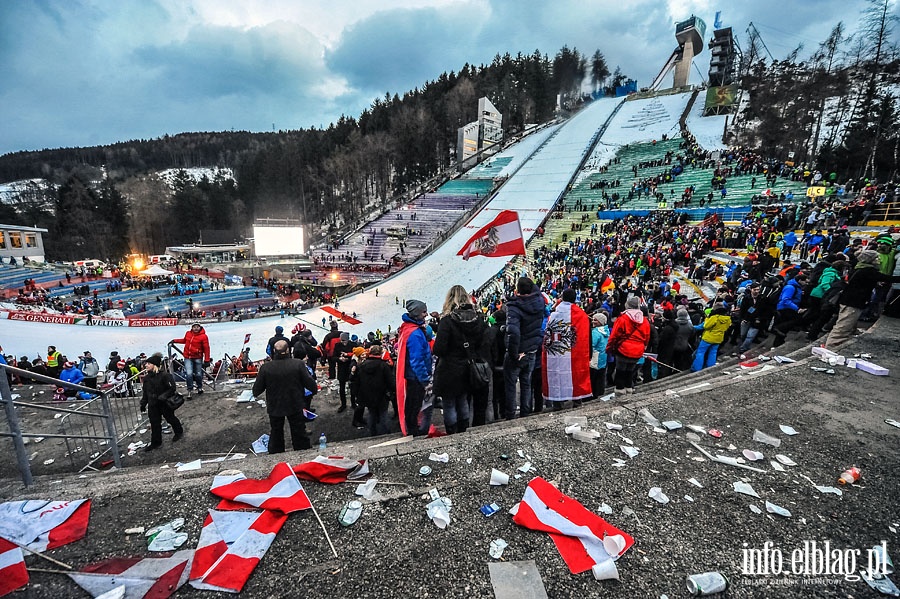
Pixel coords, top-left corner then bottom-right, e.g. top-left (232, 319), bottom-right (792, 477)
top-left (2, 95), bottom-right (689, 361)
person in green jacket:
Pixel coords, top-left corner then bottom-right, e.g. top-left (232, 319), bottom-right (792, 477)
top-left (804, 256), bottom-right (847, 340)
top-left (691, 303), bottom-right (732, 372)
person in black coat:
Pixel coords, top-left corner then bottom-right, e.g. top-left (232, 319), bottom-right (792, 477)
top-left (432, 285), bottom-right (488, 434)
top-left (140, 353), bottom-right (183, 451)
top-left (333, 333), bottom-right (357, 413)
top-left (356, 345), bottom-right (395, 436)
top-left (656, 308), bottom-right (695, 376)
top-left (503, 277), bottom-right (546, 419)
top-left (252, 340), bottom-right (318, 453)
top-left (483, 309), bottom-right (507, 420)
top-left (826, 250), bottom-right (900, 348)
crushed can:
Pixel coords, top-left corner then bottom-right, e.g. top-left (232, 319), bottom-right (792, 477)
top-left (686, 571), bottom-right (727, 595)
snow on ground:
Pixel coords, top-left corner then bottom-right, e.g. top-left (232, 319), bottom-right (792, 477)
top-left (685, 89), bottom-right (728, 150)
top-left (156, 167), bottom-right (235, 188)
top-left (1, 94), bottom-right (689, 365)
top-left (0, 178), bottom-right (54, 204)
top-left (493, 124), bottom-right (560, 178)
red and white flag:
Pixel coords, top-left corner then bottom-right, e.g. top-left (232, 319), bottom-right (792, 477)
top-left (0, 499), bottom-right (91, 552)
top-left (293, 456), bottom-right (370, 484)
top-left (0, 537), bottom-right (28, 597)
top-left (189, 509), bottom-right (286, 593)
top-left (244, 333), bottom-right (251, 344)
top-left (541, 301), bottom-right (592, 402)
top-left (68, 550), bottom-right (193, 599)
top-left (457, 210), bottom-right (526, 260)
top-left (513, 477), bottom-right (634, 574)
top-left (210, 463), bottom-right (311, 514)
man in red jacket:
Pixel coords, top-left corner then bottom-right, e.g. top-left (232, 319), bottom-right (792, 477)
top-left (170, 322), bottom-right (211, 398)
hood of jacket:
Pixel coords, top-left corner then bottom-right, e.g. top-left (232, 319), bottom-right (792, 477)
top-left (447, 304), bottom-right (484, 335)
top-left (509, 289), bottom-right (545, 317)
top-left (622, 308), bottom-right (645, 324)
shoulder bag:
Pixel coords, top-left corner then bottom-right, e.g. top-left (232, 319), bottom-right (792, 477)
top-left (463, 341), bottom-right (491, 389)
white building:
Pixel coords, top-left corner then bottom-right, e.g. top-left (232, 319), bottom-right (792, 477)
top-left (0, 223), bottom-right (48, 265)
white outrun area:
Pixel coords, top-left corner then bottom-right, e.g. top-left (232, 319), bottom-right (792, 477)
top-left (3, 93), bottom-right (697, 363)
top-left (252, 225), bottom-right (305, 257)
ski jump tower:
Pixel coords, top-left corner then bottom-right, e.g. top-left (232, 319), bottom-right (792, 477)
top-left (650, 16), bottom-right (706, 90)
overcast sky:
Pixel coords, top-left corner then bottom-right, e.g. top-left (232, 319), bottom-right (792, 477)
top-left (1, 0), bottom-right (894, 157)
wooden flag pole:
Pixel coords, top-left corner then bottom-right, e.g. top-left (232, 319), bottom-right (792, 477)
top-left (308, 501), bottom-right (338, 559)
top-left (13, 541), bottom-right (73, 570)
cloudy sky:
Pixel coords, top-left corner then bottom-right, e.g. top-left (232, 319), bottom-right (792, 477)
top-left (0, 0), bottom-right (892, 157)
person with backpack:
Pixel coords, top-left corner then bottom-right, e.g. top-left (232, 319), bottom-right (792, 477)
top-left (772, 273), bottom-right (808, 347)
top-left (691, 303), bottom-right (732, 371)
top-left (826, 250), bottom-right (900, 348)
top-left (356, 345), bottom-right (395, 437)
top-left (805, 255), bottom-right (847, 341)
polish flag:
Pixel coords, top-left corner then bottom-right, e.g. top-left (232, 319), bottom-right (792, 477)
top-left (190, 510), bottom-right (286, 593)
top-left (293, 456), bottom-right (370, 484)
top-left (68, 550), bottom-right (193, 599)
top-left (210, 463), bottom-right (311, 514)
top-left (457, 210), bottom-right (526, 260)
top-left (0, 499), bottom-right (91, 552)
top-left (513, 477), bottom-right (634, 574)
top-left (0, 537), bottom-right (28, 597)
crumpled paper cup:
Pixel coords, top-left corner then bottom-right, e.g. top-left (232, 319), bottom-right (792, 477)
top-left (489, 468), bottom-right (510, 486)
top-left (603, 534), bottom-right (627, 559)
top-left (592, 558), bottom-right (620, 581)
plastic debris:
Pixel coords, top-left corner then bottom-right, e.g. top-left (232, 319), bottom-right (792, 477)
top-left (686, 425), bottom-right (706, 434)
top-left (236, 390), bottom-right (254, 403)
top-left (426, 496), bottom-right (452, 529)
top-left (688, 478), bottom-right (704, 488)
top-left (814, 485), bottom-right (843, 496)
top-left (428, 452), bottom-right (450, 463)
top-left (176, 459), bottom-right (201, 472)
top-left (564, 415), bottom-right (588, 427)
top-left (685, 432), bottom-right (701, 442)
top-left (611, 459), bottom-right (627, 468)
top-left (752, 429), bottom-right (782, 447)
top-left (598, 503), bottom-right (613, 515)
top-left (148, 529), bottom-right (188, 551)
top-left (683, 495), bottom-right (694, 502)
top-left (662, 420), bottom-right (683, 431)
top-left (490, 469), bottom-right (510, 486)
top-left (620, 445), bottom-right (640, 459)
top-left (770, 460), bottom-right (786, 472)
top-left (810, 366), bottom-right (836, 374)
top-left (517, 462), bottom-right (533, 473)
top-left (774, 355), bottom-right (796, 364)
top-left (749, 504), bottom-right (763, 515)
top-left (489, 538), bottom-right (508, 559)
top-left (338, 500), bottom-right (363, 526)
top-left (708, 429), bottom-right (723, 438)
top-left (604, 422), bottom-right (623, 431)
top-left (33, 437), bottom-right (44, 443)
top-left (572, 429), bottom-right (601, 444)
top-left (779, 425), bottom-right (799, 436)
top-left (564, 423), bottom-right (582, 435)
top-left (765, 501), bottom-right (792, 518)
top-left (355, 478), bottom-right (380, 499)
top-left (886, 419), bottom-right (900, 429)
top-left (775, 454), bottom-right (797, 466)
top-left (251, 434), bottom-right (269, 455)
top-left (124, 527), bottom-right (145, 535)
top-left (146, 518), bottom-right (184, 537)
top-left (870, 543), bottom-right (894, 576)
top-left (43, 458), bottom-right (54, 465)
top-left (419, 466), bottom-right (432, 476)
top-left (742, 449), bottom-right (764, 462)
top-left (638, 408), bottom-right (661, 427)
top-left (648, 487), bottom-right (670, 504)
top-left (733, 481), bottom-right (760, 498)
top-left (592, 558), bottom-right (620, 581)
top-left (860, 569), bottom-right (900, 596)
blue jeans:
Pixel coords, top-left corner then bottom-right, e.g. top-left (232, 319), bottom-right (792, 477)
top-left (504, 352), bottom-right (536, 419)
top-left (184, 358), bottom-right (204, 391)
top-left (442, 392), bottom-right (471, 432)
top-left (739, 321), bottom-right (759, 352)
top-left (691, 340), bottom-right (719, 372)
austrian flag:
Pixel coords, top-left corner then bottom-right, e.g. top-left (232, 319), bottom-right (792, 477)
top-left (457, 210), bottom-right (526, 260)
top-left (0, 537), bottom-right (28, 597)
top-left (210, 462), bottom-right (311, 513)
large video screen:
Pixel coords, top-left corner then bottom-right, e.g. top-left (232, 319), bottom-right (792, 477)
top-left (252, 225), bottom-right (305, 256)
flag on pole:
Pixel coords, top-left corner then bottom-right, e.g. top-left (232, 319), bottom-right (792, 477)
top-left (541, 300), bottom-right (593, 403)
top-left (189, 510), bottom-right (286, 593)
top-left (513, 477), bottom-right (634, 574)
top-left (209, 463), bottom-right (311, 513)
top-left (457, 210), bottom-right (526, 260)
top-left (293, 456), bottom-right (370, 484)
top-left (0, 499), bottom-right (91, 552)
top-left (0, 537), bottom-right (28, 597)
top-left (244, 334), bottom-right (251, 344)
top-left (68, 550), bottom-right (193, 599)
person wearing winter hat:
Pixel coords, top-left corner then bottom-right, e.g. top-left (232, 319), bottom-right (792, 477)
top-left (266, 325), bottom-right (290, 359)
top-left (656, 307), bottom-right (694, 378)
top-left (397, 299), bottom-right (433, 436)
top-left (859, 233), bottom-right (898, 321)
top-left (141, 352), bottom-right (183, 451)
top-left (59, 360), bottom-right (85, 397)
top-left (691, 302), bottom-right (732, 372)
top-left (589, 311), bottom-right (610, 399)
top-left (78, 351), bottom-right (100, 389)
top-left (333, 331), bottom-right (357, 414)
top-left (320, 319), bottom-right (344, 379)
top-left (607, 295), bottom-right (651, 399)
top-left (826, 249), bottom-right (900, 347)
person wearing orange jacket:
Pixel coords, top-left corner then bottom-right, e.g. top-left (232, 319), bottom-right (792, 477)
top-left (170, 322), bottom-right (211, 398)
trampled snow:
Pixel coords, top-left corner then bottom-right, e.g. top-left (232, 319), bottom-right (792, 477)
top-left (685, 91), bottom-right (728, 150)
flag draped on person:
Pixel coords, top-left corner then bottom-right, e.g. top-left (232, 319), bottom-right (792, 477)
top-left (293, 456), bottom-right (370, 484)
top-left (68, 550), bottom-right (194, 599)
top-left (0, 499), bottom-right (91, 552)
top-left (209, 463), bottom-right (311, 514)
top-left (513, 477), bottom-right (634, 574)
top-left (457, 210), bottom-right (526, 260)
top-left (541, 300), bottom-right (592, 402)
top-left (189, 510), bottom-right (286, 593)
top-left (0, 537), bottom-right (28, 597)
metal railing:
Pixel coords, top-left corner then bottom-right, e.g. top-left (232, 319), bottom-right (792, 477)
top-left (0, 364), bottom-right (127, 486)
top-left (165, 343), bottom-right (218, 391)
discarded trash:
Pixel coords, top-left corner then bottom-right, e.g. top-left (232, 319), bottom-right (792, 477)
top-left (665, 389), bottom-right (680, 397)
top-left (480, 503), bottom-right (501, 517)
top-left (338, 500), bottom-right (363, 526)
top-left (33, 437), bottom-right (44, 443)
top-left (564, 415), bottom-right (588, 427)
top-left (599, 503), bottom-right (613, 515)
top-left (733, 481), bottom-right (760, 498)
top-left (572, 429), bottom-right (601, 444)
top-left (488, 560), bottom-right (548, 599)
top-left (139, 428), bottom-right (147, 434)
top-left (564, 423), bottom-right (582, 435)
top-left (599, 393), bottom-right (615, 402)
top-left (176, 459), bottom-right (201, 472)
top-left (648, 487), bottom-right (670, 504)
top-left (251, 434), bottom-right (269, 455)
top-left (765, 501), bottom-right (792, 518)
top-left (356, 478), bottom-right (380, 499)
top-left (775, 454), bottom-right (797, 466)
top-left (886, 419), bottom-right (900, 429)
top-left (428, 452), bottom-right (450, 463)
top-left (490, 469), bottom-right (510, 486)
top-left (773, 355), bottom-right (795, 364)
top-left (810, 366), bottom-right (836, 374)
top-left (855, 359), bottom-right (890, 376)
top-left (779, 424), bottom-right (799, 436)
top-left (517, 462), bottom-right (532, 473)
top-left (591, 558), bottom-right (620, 581)
top-left (752, 429), bottom-right (782, 447)
top-left (620, 445), bottom-right (640, 459)
top-left (605, 422), bottom-right (623, 431)
top-left (489, 538), bottom-right (508, 559)
top-left (686, 425), bottom-right (706, 434)
top-left (611, 459), bottom-right (628, 468)
top-left (419, 466), bottom-right (432, 476)
top-left (638, 408), bottom-right (661, 427)
top-left (146, 517), bottom-right (184, 537)
top-left (742, 449), bottom-right (764, 462)
top-left (708, 429), bottom-right (723, 438)
top-left (236, 390), bottom-right (254, 403)
top-left (870, 543), bottom-right (894, 576)
top-left (147, 528), bottom-right (188, 551)
top-left (686, 432), bottom-right (701, 442)
top-left (684, 495), bottom-right (694, 502)
top-left (43, 458), bottom-right (54, 465)
top-left (815, 485), bottom-right (843, 496)
top-left (838, 467), bottom-right (861, 484)
top-left (425, 496), bottom-right (452, 529)
top-left (739, 361), bottom-right (759, 369)
top-left (860, 568), bottom-right (900, 596)
top-left (749, 505), bottom-right (763, 515)
top-left (770, 460), bottom-right (786, 472)
top-left (687, 478), bottom-right (703, 489)
top-left (686, 571), bottom-right (728, 595)
top-left (662, 420), bottom-right (683, 431)
top-left (124, 527), bottom-right (145, 535)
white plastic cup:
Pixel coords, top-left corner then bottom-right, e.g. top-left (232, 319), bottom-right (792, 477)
top-left (489, 468), bottom-right (510, 485)
top-left (591, 559), bottom-right (620, 581)
top-left (603, 534), bottom-right (627, 558)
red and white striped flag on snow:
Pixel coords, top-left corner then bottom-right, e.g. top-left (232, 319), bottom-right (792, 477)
top-left (457, 210), bottom-right (526, 260)
top-left (189, 509), bottom-right (286, 593)
top-left (293, 456), bottom-right (370, 484)
top-left (210, 462), bottom-right (311, 513)
top-left (0, 499), bottom-right (91, 552)
top-left (67, 550), bottom-right (193, 599)
top-left (0, 537), bottom-right (28, 597)
top-left (513, 477), bottom-right (634, 574)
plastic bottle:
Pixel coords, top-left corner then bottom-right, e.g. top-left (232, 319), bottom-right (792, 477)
top-left (318, 433), bottom-right (327, 452)
top-left (838, 467), bottom-right (860, 484)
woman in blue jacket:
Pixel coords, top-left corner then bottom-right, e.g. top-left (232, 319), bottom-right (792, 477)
top-left (772, 273), bottom-right (808, 347)
top-left (589, 312), bottom-right (610, 399)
